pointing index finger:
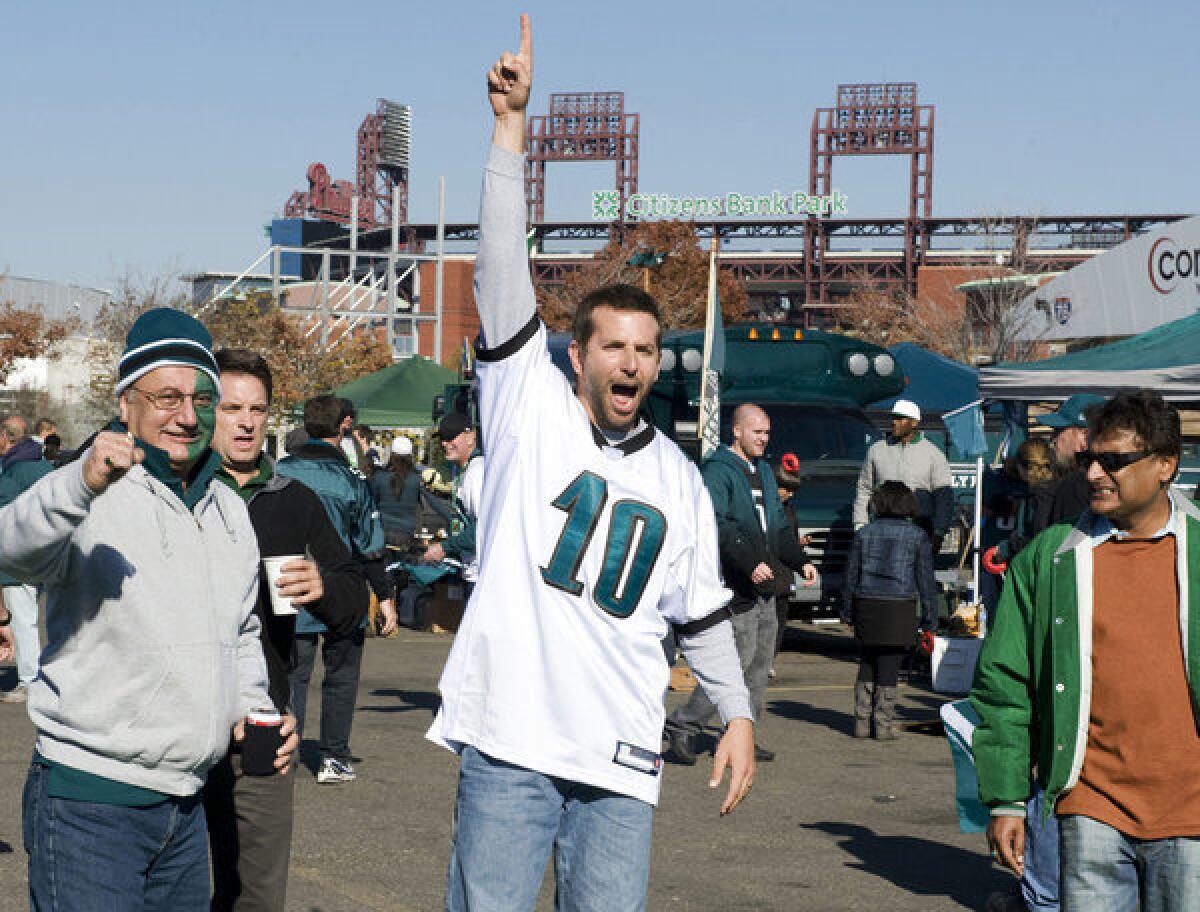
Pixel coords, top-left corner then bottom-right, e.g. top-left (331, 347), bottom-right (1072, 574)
top-left (518, 12), bottom-right (532, 62)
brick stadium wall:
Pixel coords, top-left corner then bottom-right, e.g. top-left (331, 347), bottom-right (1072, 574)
top-left (915, 265), bottom-right (995, 313)
top-left (417, 260), bottom-right (480, 366)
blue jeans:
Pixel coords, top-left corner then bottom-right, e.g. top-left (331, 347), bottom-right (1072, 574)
top-left (1059, 814), bottom-right (1200, 912)
top-left (5, 584), bottom-right (40, 687)
top-left (446, 746), bottom-right (654, 912)
top-left (1022, 785), bottom-right (1061, 911)
top-left (23, 759), bottom-right (210, 911)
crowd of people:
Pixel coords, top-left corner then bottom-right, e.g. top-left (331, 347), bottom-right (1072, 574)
top-left (0, 15), bottom-right (1196, 912)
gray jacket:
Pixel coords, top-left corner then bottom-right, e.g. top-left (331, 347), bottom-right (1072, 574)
top-left (852, 433), bottom-right (954, 533)
top-left (0, 457), bottom-right (269, 796)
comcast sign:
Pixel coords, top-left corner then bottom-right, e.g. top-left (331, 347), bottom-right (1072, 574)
top-left (1148, 235), bottom-right (1200, 294)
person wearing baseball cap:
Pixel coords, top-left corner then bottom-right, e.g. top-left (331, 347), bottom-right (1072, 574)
top-left (423, 413), bottom-right (484, 586)
top-left (1037, 393), bottom-right (1107, 469)
top-left (435, 411), bottom-right (474, 442)
top-left (369, 434), bottom-right (425, 550)
top-left (0, 307), bottom-right (286, 908)
top-left (1026, 393), bottom-right (1109, 537)
top-left (853, 398), bottom-right (954, 550)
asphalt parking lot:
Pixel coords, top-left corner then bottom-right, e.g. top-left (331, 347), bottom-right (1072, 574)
top-left (0, 626), bottom-right (1010, 911)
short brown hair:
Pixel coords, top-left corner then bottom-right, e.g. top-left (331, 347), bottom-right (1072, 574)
top-left (573, 284), bottom-right (662, 350)
top-left (303, 394), bottom-right (342, 439)
top-left (215, 348), bottom-right (273, 403)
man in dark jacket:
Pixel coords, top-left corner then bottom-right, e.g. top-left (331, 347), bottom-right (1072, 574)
top-left (205, 350), bottom-right (370, 912)
top-left (0, 414), bottom-right (51, 702)
top-left (277, 395), bottom-right (394, 785)
top-left (666, 404), bottom-right (816, 764)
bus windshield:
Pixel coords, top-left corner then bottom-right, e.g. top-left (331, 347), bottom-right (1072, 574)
top-left (722, 403), bottom-right (881, 464)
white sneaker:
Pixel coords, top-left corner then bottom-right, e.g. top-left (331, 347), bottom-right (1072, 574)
top-left (316, 758), bottom-right (357, 784)
top-left (0, 684), bottom-right (28, 704)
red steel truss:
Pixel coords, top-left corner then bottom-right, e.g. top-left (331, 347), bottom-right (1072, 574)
top-left (285, 99), bottom-right (411, 230)
top-left (806, 83), bottom-right (935, 307)
top-left (525, 92), bottom-right (639, 224)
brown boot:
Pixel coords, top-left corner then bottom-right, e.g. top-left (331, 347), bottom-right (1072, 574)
top-left (853, 682), bottom-right (874, 738)
top-left (873, 685), bottom-right (898, 740)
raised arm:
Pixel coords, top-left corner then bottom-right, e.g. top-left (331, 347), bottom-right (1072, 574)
top-left (476, 13), bottom-right (538, 349)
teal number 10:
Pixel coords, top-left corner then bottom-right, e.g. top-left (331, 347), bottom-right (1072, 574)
top-left (540, 471), bottom-right (668, 618)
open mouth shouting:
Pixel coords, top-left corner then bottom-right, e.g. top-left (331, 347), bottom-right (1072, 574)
top-left (609, 381), bottom-right (641, 417)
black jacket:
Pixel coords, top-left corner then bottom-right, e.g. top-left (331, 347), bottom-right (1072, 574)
top-left (248, 476), bottom-right (370, 711)
top-left (1030, 467), bottom-right (1090, 539)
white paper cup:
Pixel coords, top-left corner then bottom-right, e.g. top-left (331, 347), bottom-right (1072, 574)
top-left (262, 555), bottom-right (305, 616)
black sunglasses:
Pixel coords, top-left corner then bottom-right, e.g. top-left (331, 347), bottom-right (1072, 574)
top-left (1076, 449), bottom-right (1152, 474)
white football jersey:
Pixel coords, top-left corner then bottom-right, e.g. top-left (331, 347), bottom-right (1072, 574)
top-left (427, 316), bottom-right (731, 805)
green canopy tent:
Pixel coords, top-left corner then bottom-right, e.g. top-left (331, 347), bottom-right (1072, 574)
top-left (333, 356), bottom-right (459, 428)
top-left (979, 311), bottom-right (1200, 402)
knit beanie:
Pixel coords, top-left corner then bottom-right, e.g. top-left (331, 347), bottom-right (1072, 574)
top-left (116, 307), bottom-right (221, 396)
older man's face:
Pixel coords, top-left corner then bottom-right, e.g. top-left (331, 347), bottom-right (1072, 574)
top-left (119, 366), bottom-right (216, 475)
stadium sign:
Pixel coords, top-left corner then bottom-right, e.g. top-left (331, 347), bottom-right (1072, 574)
top-left (1021, 214), bottom-right (1200, 340)
top-left (591, 189), bottom-right (848, 220)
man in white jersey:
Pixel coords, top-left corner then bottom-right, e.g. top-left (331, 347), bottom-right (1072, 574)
top-left (426, 16), bottom-right (755, 911)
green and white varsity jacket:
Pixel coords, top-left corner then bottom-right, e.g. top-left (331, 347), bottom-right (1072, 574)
top-left (970, 489), bottom-right (1200, 815)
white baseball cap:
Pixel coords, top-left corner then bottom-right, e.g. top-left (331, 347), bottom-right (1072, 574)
top-left (390, 436), bottom-right (414, 456)
top-left (891, 399), bottom-right (921, 422)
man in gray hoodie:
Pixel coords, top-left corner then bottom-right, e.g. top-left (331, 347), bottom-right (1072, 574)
top-left (0, 307), bottom-right (294, 911)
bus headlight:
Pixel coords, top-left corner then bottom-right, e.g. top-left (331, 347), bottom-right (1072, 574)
top-left (659, 349), bottom-right (677, 374)
top-left (873, 353), bottom-right (895, 377)
top-left (681, 348), bottom-right (703, 372)
top-left (846, 353), bottom-right (869, 377)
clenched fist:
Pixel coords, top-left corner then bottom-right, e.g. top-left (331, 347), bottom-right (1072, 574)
top-left (82, 431), bottom-right (145, 494)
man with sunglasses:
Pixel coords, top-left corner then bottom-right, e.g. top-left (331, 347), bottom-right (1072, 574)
top-left (0, 307), bottom-right (287, 910)
top-left (973, 390), bottom-right (1200, 910)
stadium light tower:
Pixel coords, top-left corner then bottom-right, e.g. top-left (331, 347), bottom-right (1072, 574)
top-left (525, 92), bottom-right (639, 225)
top-left (805, 83), bottom-right (935, 315)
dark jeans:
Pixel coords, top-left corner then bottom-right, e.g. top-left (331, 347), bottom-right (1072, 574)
top-left (204, 752), bottom-right (296, 912)
top-left (24, 758), bottom-right (209, 911)
top-left (856, 645), bottom-right (905, 688)
top-left (289, 629), bottom-right (364, 763)
top-left (774, 598), bottom-right (790, 657)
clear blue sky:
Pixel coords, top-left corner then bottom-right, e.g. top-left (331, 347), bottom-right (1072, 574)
top-left (3, 0), bottom-right (1197, 290)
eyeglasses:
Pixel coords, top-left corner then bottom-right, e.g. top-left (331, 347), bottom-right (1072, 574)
top-left (1019, 460), bottom-right (1052, 471)
top-left (1076, 449), bottom-right (1152, 475)
top-left (130, 386), bottom-right (215, 412)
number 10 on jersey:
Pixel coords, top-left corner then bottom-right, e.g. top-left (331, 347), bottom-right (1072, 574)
top-left (540, 471), bottom-right (668, 619)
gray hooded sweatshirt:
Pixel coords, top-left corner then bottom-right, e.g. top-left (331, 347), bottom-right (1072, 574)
top-left (0, 455), bottom-right (270, 796)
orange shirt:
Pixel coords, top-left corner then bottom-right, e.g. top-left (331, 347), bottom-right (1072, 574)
top-left (1057, 535), bottom-right (1200, 838)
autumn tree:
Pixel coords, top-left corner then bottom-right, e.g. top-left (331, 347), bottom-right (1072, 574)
top-left (0, 301), bottom-right (76, 386)
top-left (86, 274), bottom-right (393, 427)
top-left (203, 293), bottom-right (392, 424)
top-left (86, 272), bottom-right (185, 416)
top-left (537, 221), bottom-right (748, 331)
top-left (837, 217), bottom-right (1051, 364)
top-left (836, 274), bottom-right (976, 362)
